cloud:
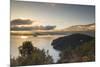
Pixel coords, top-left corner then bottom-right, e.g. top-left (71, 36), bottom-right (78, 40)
top-left (11, 25), bottom-right (56, 31)
top-left (32, 26), bottom-right (56, 30)
top-left (11, 19), bottom-right (56, 31)
top-left (11, 26), bottom-right (33, 31)
top-left (11, 19), bottom-right (33, 25)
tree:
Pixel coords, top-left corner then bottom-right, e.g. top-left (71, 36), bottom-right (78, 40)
top-left (57, 39), bottom-right (95, 63)
top-left (18, 41), bottom-right (34, 57)
top-left (11, 41), bottom-right (53, 66)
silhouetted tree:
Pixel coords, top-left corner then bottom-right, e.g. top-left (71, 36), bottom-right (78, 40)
top-left (57, 39), bottom-right (95, 63)
top-left (11, 41), bottom-right (53, 66)
top-left (18, 41), bottom-right (34, 57)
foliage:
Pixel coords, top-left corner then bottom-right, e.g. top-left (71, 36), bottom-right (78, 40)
top-left (57, 39), bottom-right (95, 63)
top-left (52, 33), bottom-right (94, 51)
top-left (18, 41), bottom-right (34, 57)
top-left (11, 41), bottom-right (53, 66)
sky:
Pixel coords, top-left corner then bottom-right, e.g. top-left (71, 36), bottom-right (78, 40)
top-left (11, 0), bottom-right (95, 29)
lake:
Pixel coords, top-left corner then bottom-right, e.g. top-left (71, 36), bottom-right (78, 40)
top-left (10, 31), bottom-right (94, 63)
top-left (10, 35), bottom-right (67, 63)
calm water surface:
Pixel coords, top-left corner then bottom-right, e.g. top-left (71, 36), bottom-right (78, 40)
top-left (11, 35), bottom-right (67, 62)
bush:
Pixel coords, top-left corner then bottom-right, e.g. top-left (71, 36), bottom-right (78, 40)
top-left (11, 41), bottom-right (53, 66)
top-left (58, 39), bottom-right (95, 63)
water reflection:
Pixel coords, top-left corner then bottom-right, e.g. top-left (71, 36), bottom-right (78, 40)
top-left (20, 36), bottom-right (28, 39)
top-left (11, 35), bottom-right (65, 62)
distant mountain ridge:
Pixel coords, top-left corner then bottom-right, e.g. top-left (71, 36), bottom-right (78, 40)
top-left (63, 23), bottom-right (95, 31)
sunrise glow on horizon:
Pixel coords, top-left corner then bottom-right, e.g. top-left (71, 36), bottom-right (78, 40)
top-left (11, 0), bottom-right (95, 29)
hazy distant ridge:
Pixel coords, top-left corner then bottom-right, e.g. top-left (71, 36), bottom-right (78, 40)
top-left (63, 23), bottom-right (95, 31)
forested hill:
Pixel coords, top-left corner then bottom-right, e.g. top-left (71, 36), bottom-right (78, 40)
top-left (51, 33), bottom-right (94, 51)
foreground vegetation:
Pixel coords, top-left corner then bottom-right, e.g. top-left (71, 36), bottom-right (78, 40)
top-left (11, 33), bottom-right (95, 66)
top-left (51, 33), bottom-right (95, 63)
top-left (57, 39), bottom-right (95, 63)
top-left (11, 41), bottom-right (53, 66)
